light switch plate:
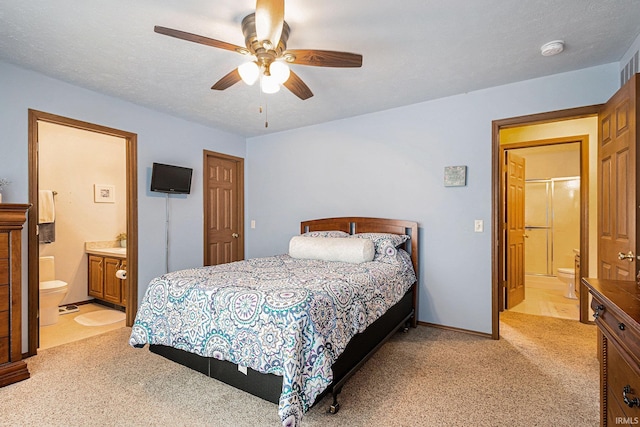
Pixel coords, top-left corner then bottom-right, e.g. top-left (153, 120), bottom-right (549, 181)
top-left (474, 220), bottom-right (484, 232)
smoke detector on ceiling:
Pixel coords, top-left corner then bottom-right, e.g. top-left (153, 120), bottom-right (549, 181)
top-left (540, 40), bottom-right (565, 57)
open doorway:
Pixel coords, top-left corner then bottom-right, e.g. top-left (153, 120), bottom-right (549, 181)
top-left (491, 105), bottom-right (600, 339)
top-left (503, 141), bottom-right (582, 320)
top-left (27, 110), bottom-right (138, 356)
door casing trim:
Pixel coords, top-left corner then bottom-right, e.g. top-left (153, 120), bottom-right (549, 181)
top-left (491, 104), bottom-right (601, 339)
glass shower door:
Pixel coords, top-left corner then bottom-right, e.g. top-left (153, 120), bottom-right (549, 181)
top-left (524, 181), bottom-right (551, 275)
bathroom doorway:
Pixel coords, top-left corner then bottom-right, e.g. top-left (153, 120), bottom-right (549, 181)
top-left (26, 110), bottom-right (138, 356)
top-left (505, 144), bottom-right (581, 321)
top-left (491, 106), bottom-right (599, 339)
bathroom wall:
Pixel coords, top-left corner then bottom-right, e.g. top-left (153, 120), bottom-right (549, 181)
top-left (38, 121), bottom-right (127, 305)
top-left (500, 117), bottom-right (597, 277)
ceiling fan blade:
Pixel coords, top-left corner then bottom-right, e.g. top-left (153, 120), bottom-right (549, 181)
top-left (255, 0), bottom-right (284, 48)
top-left (283, 70), bottom-right (314, 100)
top-left (285, 49), bottom-right (363, 67)
top-left (211, 69), bottom-right (242, 91)
top-left (154, 26), bottom-right (246, 54)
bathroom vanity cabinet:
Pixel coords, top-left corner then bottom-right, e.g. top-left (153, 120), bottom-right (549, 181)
top-left (0, 204), bottom-right (30, 387)
top-left (583, 278), bottom-right (640, 426)
top-left (88, 254), bottom-right (127, 308)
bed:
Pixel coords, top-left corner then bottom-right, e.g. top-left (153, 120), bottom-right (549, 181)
top-left (129, 217), bottom-right (419, 426)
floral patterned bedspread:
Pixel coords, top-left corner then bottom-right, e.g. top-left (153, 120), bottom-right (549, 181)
top-left (129, 251), bottom-right (416, 427)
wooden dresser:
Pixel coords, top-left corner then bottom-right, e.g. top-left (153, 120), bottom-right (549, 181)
top-left (0, 204), bottom-right (30, 387)
top-left (583, 278), bottom-right (640, 426)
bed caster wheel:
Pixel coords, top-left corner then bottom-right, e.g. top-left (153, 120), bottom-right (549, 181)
top-left (328, 403), bottom-right (340, 414)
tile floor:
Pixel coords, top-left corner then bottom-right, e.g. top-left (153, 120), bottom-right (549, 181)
top-left (509, 275), bottom-right (580, 320)
top-left (39, 302), bottom-right (126, 350)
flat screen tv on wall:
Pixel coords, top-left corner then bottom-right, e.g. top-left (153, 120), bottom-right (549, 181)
top-left (150, 162), bottom-right (193, 194)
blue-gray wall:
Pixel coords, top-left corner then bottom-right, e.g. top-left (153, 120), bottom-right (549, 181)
top-left (0, 57), bottom-right (623, 340)
top-left (0, 60), bottom-right (245, 350)
top-left (245, 63), bottom-right (620, 334)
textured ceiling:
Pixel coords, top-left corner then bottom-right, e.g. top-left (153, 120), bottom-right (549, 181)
top-left (1, 0), bottom-right (639, 137)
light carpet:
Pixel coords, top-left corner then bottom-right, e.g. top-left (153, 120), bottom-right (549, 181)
top-left (74, 309), bottom-right (126, 326)
top-left (0, 311), bottom-right (599, 426)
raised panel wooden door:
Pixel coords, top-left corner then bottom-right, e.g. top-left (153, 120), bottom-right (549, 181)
top-left (204, 152), bottom-right (244, 266)
top-left (506, 152), bottom-right (526, 309)
top-left (598, 74), bottom-right (638, 280)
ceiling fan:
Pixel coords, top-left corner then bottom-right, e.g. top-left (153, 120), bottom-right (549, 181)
top-left (154, 0), bottom-right (363, 100)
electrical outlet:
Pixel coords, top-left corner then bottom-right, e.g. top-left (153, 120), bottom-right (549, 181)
top-left (474, 220), bottom-right (484, 232)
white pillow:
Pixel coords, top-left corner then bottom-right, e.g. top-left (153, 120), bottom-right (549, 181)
top-left (289, 236), bottom-right (375, 264)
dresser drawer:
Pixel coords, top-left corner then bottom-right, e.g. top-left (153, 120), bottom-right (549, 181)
top-left (592, 295), bottom-right (640, 368)
top-left (0, 285), bottom-right (8, 312)
top-left (0, 259), bottom-right (7, 285)
top-left (0, 233), bottom-right (7, 258)
top-left (0, 337), bottom-right (8, 364)
top-left (0, 310), bottom-right (8, 338)
top-left (608, 341), bottom-right (640, 419)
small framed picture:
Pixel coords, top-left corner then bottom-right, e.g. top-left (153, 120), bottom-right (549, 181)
top-left (444, 166), bottom-right (467, 187)
top-left (94, 184), bottom-right (115, 203)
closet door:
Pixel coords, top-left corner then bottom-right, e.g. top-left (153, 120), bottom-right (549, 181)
top-left (203, 151), bottom-right (244, 266)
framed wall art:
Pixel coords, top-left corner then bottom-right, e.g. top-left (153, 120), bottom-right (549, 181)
top-left (444, 165), bottom-right (467, 187)
top-left (94, 184), bottom-right (115, 203)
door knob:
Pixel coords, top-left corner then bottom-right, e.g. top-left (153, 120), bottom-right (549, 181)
top-left (618, 251), bottom-right (635, 261)
top-left (232, 233), bottom-right (239, 238)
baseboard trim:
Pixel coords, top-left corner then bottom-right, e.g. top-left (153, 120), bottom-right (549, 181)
top-left (417, 321), bottom-right (492, 339)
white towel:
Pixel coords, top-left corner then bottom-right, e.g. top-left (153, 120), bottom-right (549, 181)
top-left (39, 190), bottom-right (55, 224)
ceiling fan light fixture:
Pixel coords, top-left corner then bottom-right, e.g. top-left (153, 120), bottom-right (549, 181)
top-left (270, 61), bottom-right (290, 84)
top-left (261, 75), bottom-right (281, 94)
top-left (238, 61), bottom-right (260, 85)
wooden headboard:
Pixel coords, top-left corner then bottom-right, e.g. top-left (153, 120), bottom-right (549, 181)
top-left (300, 217), bottom-right (419, 280)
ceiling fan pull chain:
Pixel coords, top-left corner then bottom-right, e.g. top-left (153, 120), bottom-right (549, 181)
top-left (257, 73), bottom-right (268, 127)
top-left (259, 74), bottom-right (264, 114)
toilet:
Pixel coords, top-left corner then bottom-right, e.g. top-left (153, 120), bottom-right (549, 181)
top-left (557, 267), bottom-right (578, 300)
top-left (39, 256), bottom-right (69, 326)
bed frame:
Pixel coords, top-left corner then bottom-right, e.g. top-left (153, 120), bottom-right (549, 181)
top-left (150, 217), bottom-right (419, 414)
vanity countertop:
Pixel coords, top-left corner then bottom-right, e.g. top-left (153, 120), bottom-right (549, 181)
top-left (85, 241), bottom-right (126, 258)
top-left (86, 247), bottom-right (126, 258)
